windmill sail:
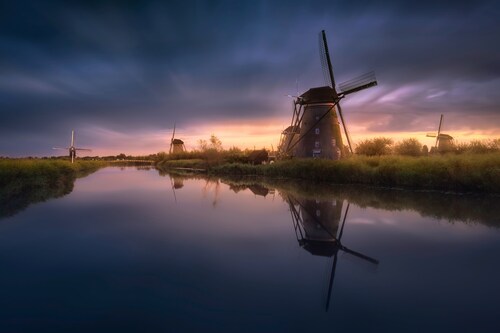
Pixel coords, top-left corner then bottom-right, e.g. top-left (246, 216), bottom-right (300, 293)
top-left (436, 114), bottom-right (444, 148)
top-left (319, 31), bottom-right (336, 90)
top-left (169, 123), bottom-right (176, 154)
top-left (338, 71), bottom-right (378, 96)
top-left (53, 130), bottom-right (90, 163)
top-left (320, 30), bottom-right (352, 153)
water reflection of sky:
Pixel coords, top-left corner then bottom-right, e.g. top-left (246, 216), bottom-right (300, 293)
top-left (0, 167), bottom-right (499, 332)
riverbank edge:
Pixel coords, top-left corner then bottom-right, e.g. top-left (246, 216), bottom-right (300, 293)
top-left (156, 153), bottom-right (500, 194)
top-left (0, 159), bottom-right (108, 183)
top-left (0, 160), bottom-right (108, 217)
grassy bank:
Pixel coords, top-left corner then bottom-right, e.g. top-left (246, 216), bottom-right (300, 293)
top-left (208, 153), bottom-right (500, 193)
top-left (0, 159), bottom-right (106, 218)
top-left (156, 158), bottom-right (208, 170)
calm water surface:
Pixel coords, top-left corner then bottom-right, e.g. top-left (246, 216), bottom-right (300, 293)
top-left (1, 167), bottom-right (499, 332)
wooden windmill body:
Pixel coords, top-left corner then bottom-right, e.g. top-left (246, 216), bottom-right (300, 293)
top-left (294, 87), bottom-right (343, 159)
top-left (296, 197), bottom-right (344, 251)
top-left (278, 30), bottom-right (377, 159)
top-left (171, 138), bottom-right (186, 154)
top-left (169, 123), bottom-right (186, 154)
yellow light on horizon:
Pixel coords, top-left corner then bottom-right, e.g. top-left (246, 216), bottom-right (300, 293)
top-left (77, 115), bottom-right (500, 156)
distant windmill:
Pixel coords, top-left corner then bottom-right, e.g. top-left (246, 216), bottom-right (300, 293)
top-left (278, 30), bottom-right (377, 159)
top-left (426, 114), bottom-right (454, 153)
top-left (169, 123), bottom-right (186, 154)
top-left (53, 130), bottom-right (91, 163)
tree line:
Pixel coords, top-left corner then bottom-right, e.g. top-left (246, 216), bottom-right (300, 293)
top-left (354, 138), bottom-right (500, 156)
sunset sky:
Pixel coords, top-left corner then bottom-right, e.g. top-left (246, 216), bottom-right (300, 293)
top-left (1, 0), bottom-right (499, 156)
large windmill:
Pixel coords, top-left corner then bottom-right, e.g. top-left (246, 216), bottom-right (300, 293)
top-left (278, 30), bottom-right (377, 159)
top-left (53, 130), bottom-right (91, 163)
top-left (169, 123), bottom-right (186, 154)
top-left (426, 114), bottom-right (454, 153)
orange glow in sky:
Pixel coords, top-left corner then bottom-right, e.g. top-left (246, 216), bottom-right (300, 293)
top-left (76, 112), bottom-right (499, 157)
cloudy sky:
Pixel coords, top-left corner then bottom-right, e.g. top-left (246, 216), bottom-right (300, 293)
top-left (1, 0), bottom-right (499, 156)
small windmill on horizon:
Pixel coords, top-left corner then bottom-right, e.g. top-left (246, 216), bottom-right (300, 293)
top-left (426, 114), bottom-right (454, 153)
top-left (169, 123), bottom-right (186, 154)
top-left (278, 30), bottom-right (378, 159)
top-left (53, 130), bottom-right (91, 163)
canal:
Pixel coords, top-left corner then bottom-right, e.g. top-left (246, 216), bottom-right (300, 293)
top-left (1, 167), bottom-right (499, 332)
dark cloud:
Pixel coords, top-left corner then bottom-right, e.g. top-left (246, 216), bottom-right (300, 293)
top-left (0, 0), bottom-right (499, 155)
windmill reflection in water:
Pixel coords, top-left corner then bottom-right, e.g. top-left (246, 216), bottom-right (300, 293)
top-left (285, 195), bottom-right (379, 311)
top-left (169, 174), bottom-right (185, 203)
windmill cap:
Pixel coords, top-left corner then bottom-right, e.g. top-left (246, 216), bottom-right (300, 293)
top-left (172, 138), bottom-right (184, 144)
top-left (299, 86), bottom-right (337, 104)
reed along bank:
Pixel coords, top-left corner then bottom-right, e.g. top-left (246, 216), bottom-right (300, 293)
top-left (159, 153), bottom-right (500, 194)
top-left (0, 159), bottom-right (106, 217)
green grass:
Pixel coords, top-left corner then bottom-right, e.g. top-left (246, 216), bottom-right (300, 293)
top-left (0, 159), bottom-right (106, 183)
top-left (0, 159), bottom-right (106, 218)
top-left (209, 153), bottom-right (500, 193)
top-left (156, 158), bottom-right (208, 170)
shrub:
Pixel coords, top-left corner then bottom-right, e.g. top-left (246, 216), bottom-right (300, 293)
top-left (394, 138), bottom-right (422, 156)
top-left (355, 137), bottom-right (393, 156)
top-left (456, 139), bottom-right (500, 154)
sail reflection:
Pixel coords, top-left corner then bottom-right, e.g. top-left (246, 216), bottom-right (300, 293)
top-left (215, 174), bottom-right (381, 311)
top-left (284, 193), bottom-right (379, 311)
